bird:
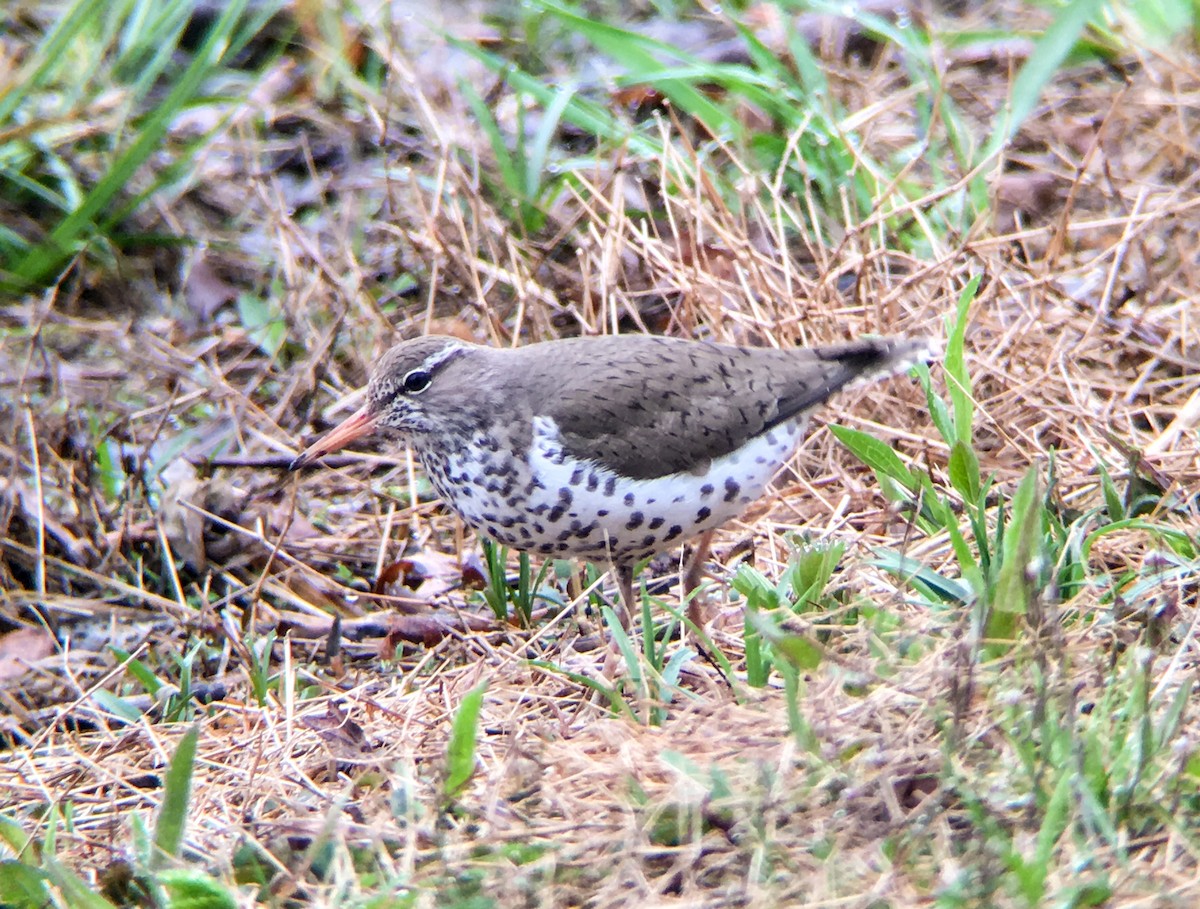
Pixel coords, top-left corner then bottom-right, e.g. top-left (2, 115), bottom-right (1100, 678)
top-left (289, 333), bottom-right (932, 629)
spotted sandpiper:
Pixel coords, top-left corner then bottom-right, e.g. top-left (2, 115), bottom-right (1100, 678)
top-left (290, 333), bottom-right (932, 628)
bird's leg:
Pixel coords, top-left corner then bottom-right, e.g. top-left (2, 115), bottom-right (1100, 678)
top-left (614, 561), bottom-right (635, 630)
top-left (682, 529), bottom-right (715, 630)
top-left (598, 561), bottom-right (636, 680)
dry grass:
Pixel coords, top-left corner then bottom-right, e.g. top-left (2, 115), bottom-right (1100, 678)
top-left (2, 2), bottom-right (1199, 906)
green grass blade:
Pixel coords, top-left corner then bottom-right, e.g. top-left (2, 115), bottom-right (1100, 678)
top-left (43, 858), bottom-right (117, 909)
top-left (460, 80), bottom-right (523, 200)
top-left (537, 0), bottom-right (740, 140)
top-left (528, 661), bottom-right (634, 719)
top-left (109, 647), bottom-right (164, 695)
top-left (451, 39), bottom-right (641, 151)
top-left (945, 275), bottom-right (979, 447)
top-left (984, 0), bottom-right (1105, 160)
top-left (14, 0), bottom-right (250, 287)
top-left (603, 605), bottom-right (643, 691)
top-left (0, 0), bottom-right (98, 124)
top-left (526, 83), bottom-right (577, 203)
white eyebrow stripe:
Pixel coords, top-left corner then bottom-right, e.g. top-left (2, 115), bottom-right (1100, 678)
top-left (421, 343), bottom-right (467, 374)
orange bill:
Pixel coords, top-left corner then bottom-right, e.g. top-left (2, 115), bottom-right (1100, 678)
top-left (289, 406), bottom-right (379, 470)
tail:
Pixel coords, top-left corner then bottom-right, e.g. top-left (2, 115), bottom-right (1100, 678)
top-left (767, 335), bottom-right (939, 432)
top-left (825, 336), bottom-right (940, 390)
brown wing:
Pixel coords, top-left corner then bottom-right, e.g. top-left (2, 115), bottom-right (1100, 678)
top-left (517, 335), bottom-right (926, 481)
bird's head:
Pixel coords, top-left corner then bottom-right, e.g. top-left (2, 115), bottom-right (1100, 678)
top-left (289, 336), bottom-right (471, 470)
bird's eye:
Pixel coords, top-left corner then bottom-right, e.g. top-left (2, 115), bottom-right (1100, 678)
top-left (402, 369), bottom-right (432, 394)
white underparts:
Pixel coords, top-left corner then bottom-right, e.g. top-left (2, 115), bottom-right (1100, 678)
top-left (421, 414), bottom-right (807, 564)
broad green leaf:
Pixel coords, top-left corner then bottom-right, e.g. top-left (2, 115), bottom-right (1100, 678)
top-left (871, 549), bottom-right (972, 604)
top-left (991, 470), bottom-right (1043, 630)
top-left (444, 682), bottom-right (487, 799)
top-left (91, 689), bottom-right (146, 724)
top-left (0, 861), bottom-right (50, 909)
top-left (948, 440), bottom-right (982, 503)
top-left (830, 425), bottom-right (917, 488)
top-left (773, 633), bottom-right (824, 671)
top-left (235, 294), bottom-right (286, 360)
top-left (156, 869), bottom-right (238, 909)
top-left (153, 724), bottom-right (199, 867)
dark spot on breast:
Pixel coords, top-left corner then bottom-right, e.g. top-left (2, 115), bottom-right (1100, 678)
top-left (597, 509), bottom-right (609, 517)
top-left (626, 511), bottom-right (644, 530)
top-left (569, 465), bottom-right (585, 485)
top-left (642, 534), bottom-right (657, 549)
top-left (700, 483), bottom-right (714, 496)
top-left (558, 487), bottom-right (573, 507)
top-left (548, 505), bottom-right (565, 523)
top-left (604, 476), bottom-right (617, 497)
top-left (648, 516), bottom-right (664, 530)
top-left (665, 524), bottom-right (684, 541)
top-left (586, 472), bottom-right (599, 492)
top-left (724, 477), bottom-right (741, 503)
top-left (624, 492), bottom-right (635, 507)
top-left (697, 506), bottom-right (711, 521)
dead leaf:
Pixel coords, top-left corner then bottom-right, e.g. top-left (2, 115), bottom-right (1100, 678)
top-left (993, 169), bottom-right (1061, 233)
top-left (374, 551), bottom-right (461, 600)
top-left (300, 700), bottom-right (373, 756)
top-left (182, 255), bottom-right (238, 323)
top-left (158, 458), bottom-right (207, 571)
top-left (382, 612), bottom-right (496, 652)
top-left (0, 627), bottom-right (56, 682)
